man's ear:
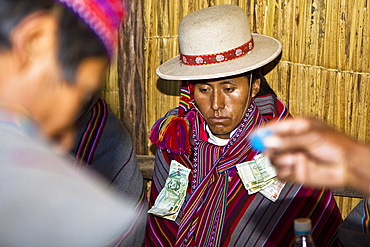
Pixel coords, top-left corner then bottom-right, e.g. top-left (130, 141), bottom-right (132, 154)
top-left (251, 78), bottom-right (261, 97)
top-left (10, 12), bottom-right (58, 68)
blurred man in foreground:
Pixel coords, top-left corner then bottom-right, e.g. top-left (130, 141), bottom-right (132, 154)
top-left (0, 0), bottom-right (137, 246)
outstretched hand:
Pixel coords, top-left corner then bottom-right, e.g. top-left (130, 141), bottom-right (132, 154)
top-left (260, 117), bottom-right (368, 192)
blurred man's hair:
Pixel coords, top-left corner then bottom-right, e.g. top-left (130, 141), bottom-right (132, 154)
top-left (0, 0), bottom-right (106, 82)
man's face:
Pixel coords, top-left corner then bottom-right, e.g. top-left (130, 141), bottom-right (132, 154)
top-left (39, 57), bottom-right (108, 147)
top-left (2, 11), bottom-right (109, 150)
top-left (193, 75), bottom-right (257, 139)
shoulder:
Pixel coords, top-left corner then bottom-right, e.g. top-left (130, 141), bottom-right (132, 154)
top-left (164, 107), bottom-right (179, 118)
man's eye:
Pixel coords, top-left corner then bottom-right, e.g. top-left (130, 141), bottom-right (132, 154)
top-left (199, 87), bottom-right (210, 93)
top-left (224, 87), bottom-right (234, 92)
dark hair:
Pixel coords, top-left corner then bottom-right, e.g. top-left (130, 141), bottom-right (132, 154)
top-left (249, 69), bottom-right (277, 97)
top-left (0, 0), bottom-right (107, 83)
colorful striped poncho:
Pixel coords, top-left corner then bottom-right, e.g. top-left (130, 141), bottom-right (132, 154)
top-left (146, 94), bottom-right (342, 247)
top-left (72, 97), bottom-right (148, 246)
top-left (338, 198), bottom-right (370, 246)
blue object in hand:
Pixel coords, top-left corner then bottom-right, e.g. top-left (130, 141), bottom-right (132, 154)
top-left (250, 128), bottom-right (273, 151)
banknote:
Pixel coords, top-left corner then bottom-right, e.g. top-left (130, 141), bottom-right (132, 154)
top-left (237, 154), bottom-right (285, 202)
top-left (255, 154), bottom-right (277, 181)
top-left (247, 177), bottom-right (276, 195)
top-left (148, 160), bottom-right (190, 221)
top-left (236, 154), bottom-right (276, 190)
top-left (259, 178), bottom-right (285, 202)
top-left (236, 160), bottom-right (257, 189)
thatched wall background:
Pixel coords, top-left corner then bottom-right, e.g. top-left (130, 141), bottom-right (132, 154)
top-left (102, 0), bottom-right (147, 154)
top-left (143, 0), bottom-right (370, 153)
top-left (101, 0), bottom-right (370, 153)
top-left (334, 196), bottom-right (362, 219)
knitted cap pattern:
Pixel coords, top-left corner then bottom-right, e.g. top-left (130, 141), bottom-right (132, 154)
top-left (55, 0), bottom-right (126, 57)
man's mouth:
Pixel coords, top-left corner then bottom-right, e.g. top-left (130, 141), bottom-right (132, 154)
top-left (209, 117), bottom-right (228, 123)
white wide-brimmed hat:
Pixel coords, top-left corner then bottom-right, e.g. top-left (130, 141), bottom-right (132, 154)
top-left (156, 4), bottom-right (282, 80)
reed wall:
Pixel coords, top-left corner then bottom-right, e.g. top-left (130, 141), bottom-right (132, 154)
top-left (101, 53), bottom-right (120, 117)
top-left (144, 0), bottom-right (370, 152)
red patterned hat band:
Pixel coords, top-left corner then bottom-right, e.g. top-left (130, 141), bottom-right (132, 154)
top-left (180, 38), bottom-right (254, 66)
top-left (54, 0), bottom-right (126, 58)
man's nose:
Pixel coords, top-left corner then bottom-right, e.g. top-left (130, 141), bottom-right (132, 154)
top-left (211, 90), bottom-right (225, 111)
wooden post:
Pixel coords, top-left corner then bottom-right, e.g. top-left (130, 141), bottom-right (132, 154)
top-left (118, 0), bottom-right (147, 155)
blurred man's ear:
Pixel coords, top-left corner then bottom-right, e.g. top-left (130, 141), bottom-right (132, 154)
top-left (251, 78), bottom-right (261, 97)
top-left (10, 11), bottom-right (57, 68)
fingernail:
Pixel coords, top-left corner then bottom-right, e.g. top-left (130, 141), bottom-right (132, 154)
top-left (263, 135), bottom-right (282, 148)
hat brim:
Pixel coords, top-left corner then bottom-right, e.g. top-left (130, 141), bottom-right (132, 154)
top-left (156, 34), bottom-right (282, 80)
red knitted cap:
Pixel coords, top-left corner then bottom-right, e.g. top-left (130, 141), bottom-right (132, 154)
top-left (55, 0), bottom-right (126, 58)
